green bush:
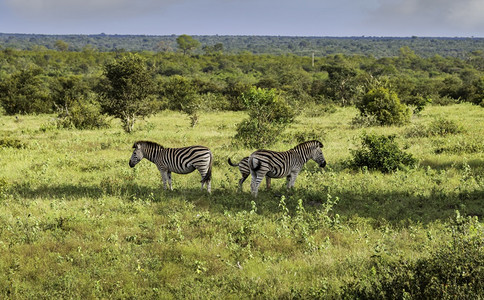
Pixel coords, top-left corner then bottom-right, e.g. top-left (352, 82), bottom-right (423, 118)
top-left (427, 118), bottom-right (463, 136)
top-left (233, 87), bottom-right (295, 148)
top-left (343, 213), bottom-right (484, 299)
top-left (56, 99), bottom-right (109, 130)
top-left (356, 87), bottom-right (411, 126)
top-left (349, 133), bottom-right (417, 173)
top-left (0, 136), bottom-right (25, 149)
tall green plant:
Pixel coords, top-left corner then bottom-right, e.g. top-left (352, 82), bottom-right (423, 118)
top-left (234, 87), bottom-right (295, 148)
top-left (349, 133), bottom-right (417, 173)
top-left (356, 87), bottom-right (411, 126)
top-left (97, 53), bottom-right (158, 133)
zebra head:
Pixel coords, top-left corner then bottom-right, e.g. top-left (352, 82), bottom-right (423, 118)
top-left (309, 140), bottom-right (327, 168)
top-left (129, 142), bottom-right (144, 168)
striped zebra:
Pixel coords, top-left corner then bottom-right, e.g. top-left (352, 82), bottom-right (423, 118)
top-left (248, 140), bottom-right (326, 197)
top-left (228, 157), bottom-right (271, 192)
top-left (129, 141), bottom-right (213, 193)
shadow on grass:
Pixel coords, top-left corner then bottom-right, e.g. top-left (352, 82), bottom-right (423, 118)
top-left (11, 182), bottom-right (159, 201)
top-left (420, 158), bottom-right (484, 171)
top-left (10, 181), bottom-right (483, 225)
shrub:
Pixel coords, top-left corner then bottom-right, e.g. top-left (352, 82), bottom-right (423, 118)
top-left (343, 213), bottom-right (484, 299)
top-left (233, 87), bottom-right (295, 148)
top-left (404, 118), bottom-right (464, 138)
top-left (356, 87), bottom-right (411, 126)
top-left (349, 133), bottom-right (417, 173)
top-left (434, 139), bottom-right (484, 154)
top-left (427, 117), bottom-right (463, 136)
top-left (56, 96), bottom-right (109, 130)
top-left (0, 136), bottom-right (25, 149)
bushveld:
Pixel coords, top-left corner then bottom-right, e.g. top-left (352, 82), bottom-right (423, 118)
top-left (0, 104), bottom-right (483, 298)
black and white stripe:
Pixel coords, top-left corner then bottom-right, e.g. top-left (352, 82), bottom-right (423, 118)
top-left (129, 141), bottom-right (213, 193)
top-left (248, 140), bottom-right (326, 197)
top-left (228, 157), bottom-right (271, 192)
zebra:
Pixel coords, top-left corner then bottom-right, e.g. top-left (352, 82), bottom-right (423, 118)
top-left (129, 141), bottom-right (213, 193)
top-left (228, 157), bottom-right (271, 192)
top-left (248, 140), bottom-right (326, 197)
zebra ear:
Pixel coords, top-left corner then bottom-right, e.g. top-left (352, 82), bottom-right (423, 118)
top-left (133, 142), bottom-right (140, 149)
top-left (318, 141), bottom-right (323, 148)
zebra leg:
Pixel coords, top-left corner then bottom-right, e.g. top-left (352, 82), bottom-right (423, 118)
top-left (265, 177), bottom-right (271, 190)
top-left (250, 170), bottom-right (265, 198)
top-left (167, 171), bottom-right (173, 191)
top-left (207, 180), bottom-right (211, 194)
top-left (287, 172), bottom-right (299, 189)
top-left (160, 170), bottom-right (169, 190)
top-left (200, 178), bottom-right (211, 193)
top-left (238, 175), bottom-right (248, 192)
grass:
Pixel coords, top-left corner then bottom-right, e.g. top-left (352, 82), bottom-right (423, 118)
top-left (0, 104), bottom-right (483, 298)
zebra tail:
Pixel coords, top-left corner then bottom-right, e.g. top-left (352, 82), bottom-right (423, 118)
top-left (249, 156), bottom-right (261, 172)
top-left (227, 158), bottom-right (239, 167)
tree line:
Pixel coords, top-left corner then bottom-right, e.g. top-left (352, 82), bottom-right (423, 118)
top-left (2, 33), bottom-right (484, 58)
top-left (1, 40), bottom-right (484, 138)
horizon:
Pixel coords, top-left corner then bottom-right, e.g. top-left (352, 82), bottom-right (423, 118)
top-left (1, 0), bottom-right (484, 38)
top-left (1, 32), bottom-right (483, 39)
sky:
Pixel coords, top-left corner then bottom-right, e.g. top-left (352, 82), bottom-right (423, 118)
top-left (1, 0), bottom-right (484, 37)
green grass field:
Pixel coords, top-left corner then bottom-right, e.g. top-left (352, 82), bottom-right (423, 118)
top-left (0, 104), bottom-right (483, 298)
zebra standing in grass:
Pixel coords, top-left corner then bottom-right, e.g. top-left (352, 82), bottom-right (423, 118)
top-left (129, 141), bottom-right (213, 193)
top-left (248, 140), bottom-right (326, 197)
top-left (228, 157), bottom-right (271, 192)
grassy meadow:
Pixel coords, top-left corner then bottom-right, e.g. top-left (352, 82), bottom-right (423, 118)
top-left (0, 104), bottom-right (483, 298)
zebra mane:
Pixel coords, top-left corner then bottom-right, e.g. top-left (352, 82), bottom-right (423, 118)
top-left (133, 140), bottom-right (164, 149)
top-left (293, 140), bottom-right (323, 150)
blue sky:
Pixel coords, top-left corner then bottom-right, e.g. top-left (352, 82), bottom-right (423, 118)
top-left (1, 0), bottom-right (484, 37)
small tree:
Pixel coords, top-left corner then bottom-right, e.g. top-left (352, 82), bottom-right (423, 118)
top-left (97, 53), bottom-right (158, 133)
top-left (176, 34), bottom-right (200, 55)
top-left (234, 87), bottom-right (295, 148)
top-left (356, 87), bottom-right (411, 126)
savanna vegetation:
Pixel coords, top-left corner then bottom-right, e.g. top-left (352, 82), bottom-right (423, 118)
top-left (3, 33), bottom-right (484, 58)
top-left (0, 35), bottom-right (483, 298)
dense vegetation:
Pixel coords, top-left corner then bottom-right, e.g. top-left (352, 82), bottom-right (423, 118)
top-left (2, 33), bottom-right (484, 58)
top-left (1, 39), bottom-right (484, 124)
top-left (0, 35), bottom-right (483, 298)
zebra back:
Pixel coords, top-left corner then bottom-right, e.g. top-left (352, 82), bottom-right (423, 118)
top-left (133, 141), bottom-right (212, 181)
top-left (249, 140), bottom-right (325, 178)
